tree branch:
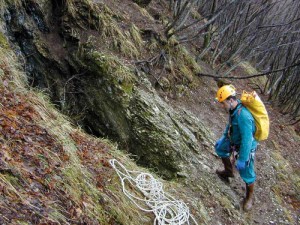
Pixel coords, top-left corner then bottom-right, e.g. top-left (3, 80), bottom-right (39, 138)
top-left (258, 17), bottom-right (300, 29)
top-left (196, 61), bottom-right (300, 79)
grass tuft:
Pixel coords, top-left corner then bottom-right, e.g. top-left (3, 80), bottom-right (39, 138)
top-left (130, 24), bottom-right (144, 49)
top-left (99, 5), bottom-right (140, 58)
top-left (166, 42), bottom-right (201, 86)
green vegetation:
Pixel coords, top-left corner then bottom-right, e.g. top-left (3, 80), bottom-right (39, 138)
top-left (138, 7), bottom-right (155, 21)
top-left (65, 0), bottom-right (93, 17)
top-left (166, 39), bottom-right (201, 86)
top-left (130, 24), bottom-right (144, 49)
top-left (1, 0), bottom-right (21, 9)
top-left (86, 51), bottom-right (135, 94)
top-left (99, 5), bottom-right (140, 58)
top-left (0, 32), bottom-right (9, 49)
top-left (271, 148), bottom-right (299, 224)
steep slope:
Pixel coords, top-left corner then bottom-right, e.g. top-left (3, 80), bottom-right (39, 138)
top-left (0, 43), bottom-right (234, 225)
top-left (1, 0), bottom-right (213, 179)
top-left (0, 0), bottom-right (299, 225)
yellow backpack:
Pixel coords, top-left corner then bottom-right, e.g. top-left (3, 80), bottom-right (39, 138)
top-left (240, 91), bottom-right (270, 141)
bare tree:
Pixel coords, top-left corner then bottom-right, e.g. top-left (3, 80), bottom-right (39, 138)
top-left (166, 0), bottom-right (300, 119)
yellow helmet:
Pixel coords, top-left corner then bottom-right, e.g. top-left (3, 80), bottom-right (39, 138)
top-left (216, 85), bottom-right (236, 102)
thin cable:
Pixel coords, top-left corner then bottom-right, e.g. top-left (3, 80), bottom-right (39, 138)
top-left (109, 159), bottom-right (198, 225)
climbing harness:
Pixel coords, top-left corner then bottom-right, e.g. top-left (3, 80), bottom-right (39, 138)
top-left (230, 146), bottom-right (256, 168)
top-left (109, 159), bottom-right (198, 225)
top-left (230, 145), bottom-right (239, 165)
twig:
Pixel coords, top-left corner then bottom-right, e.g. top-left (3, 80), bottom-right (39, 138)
top-left (62, 71), bottom-right (87, 106)
top-left (258, 17), bottom-right (300, 29)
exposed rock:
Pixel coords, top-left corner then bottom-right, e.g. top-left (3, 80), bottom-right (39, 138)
top-left (1, 0), bottom-right (214, 179)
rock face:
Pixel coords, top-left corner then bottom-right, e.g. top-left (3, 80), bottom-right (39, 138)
top-left (1, 0), bottom-right (214, 178)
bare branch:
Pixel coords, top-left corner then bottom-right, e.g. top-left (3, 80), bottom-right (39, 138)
top-left (258, 17), bottom-right (300, 29)
top-left (196, 61), bottom-right (300, 80)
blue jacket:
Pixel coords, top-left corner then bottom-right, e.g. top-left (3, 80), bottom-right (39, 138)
top-left (223, 101), bottom-right (257, 162)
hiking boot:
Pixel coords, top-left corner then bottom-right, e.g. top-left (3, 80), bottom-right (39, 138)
top-left (243, 183), bottom-right (254, 211)
top-left (216, 157), bottom-right (234, 182)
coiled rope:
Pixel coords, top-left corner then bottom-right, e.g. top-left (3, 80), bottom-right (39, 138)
top-left (109, 159), bottom-right (198, 225)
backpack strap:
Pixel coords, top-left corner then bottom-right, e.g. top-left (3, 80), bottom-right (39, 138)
top-left (236, 105), bottom-right (256, 140)
top-left (237, 107), bottom-right (243, 116)
top-left (228, 104), bottom-right (243, 139)
top-left (228, 114), bottom-right (232, 138)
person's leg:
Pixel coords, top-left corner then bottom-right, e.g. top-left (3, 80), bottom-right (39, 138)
top-left (239, 158), bottom-right (256, 211)
top-left (216, 157), bottom-right (234, 181)
top-left (244, 182), bottom-right (254, 211)
top-left (215, 137), bottom-right (234, 181)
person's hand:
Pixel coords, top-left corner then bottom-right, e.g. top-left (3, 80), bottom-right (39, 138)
top-left (235, 160), bottom-right (246, 170)
top-left (215, 136), bottom-right (225, 149)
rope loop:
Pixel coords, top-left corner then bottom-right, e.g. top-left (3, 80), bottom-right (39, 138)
top-left (109, 159), bottom-right (198, 225)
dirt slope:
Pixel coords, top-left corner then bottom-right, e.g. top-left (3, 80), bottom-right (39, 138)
top-left (166, 72), bottom-right (300, 224)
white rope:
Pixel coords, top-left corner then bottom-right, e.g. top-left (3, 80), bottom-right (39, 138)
top-left (109, 159), bottom-right (198, 225)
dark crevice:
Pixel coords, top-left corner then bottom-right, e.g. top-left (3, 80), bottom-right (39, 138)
top-left (23, 0), bottom-right (49, 33)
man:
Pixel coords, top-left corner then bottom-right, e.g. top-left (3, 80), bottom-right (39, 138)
top-left (215, 84), bottom-right (257, 211)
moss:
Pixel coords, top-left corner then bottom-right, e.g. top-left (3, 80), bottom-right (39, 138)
top-left (272, 151), bottom-right (290, 171)
top-left (48, 136), bottom-right (108, 223)
top-left (0, 32), bottom-right (9, 49)
top-left (271, 184), bottom-right (294, 224)
top-left (176, 84), bottom-right (188, 97)
top-left (271, 149), bottom-right (299, 220)
top-left (76, 50), bottom-right (134, 144)
top-left (34, 39), bottom-right (49, 58)
top-left (120, 82), bottom-right (133, 95)
top-left (87, 51), bottom-right (135, 94)
top-left (214, 192), bottom-right (234, 209)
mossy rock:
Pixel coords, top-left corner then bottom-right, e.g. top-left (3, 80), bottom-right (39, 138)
top-left (83, 51), bottom-right (135, 99)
